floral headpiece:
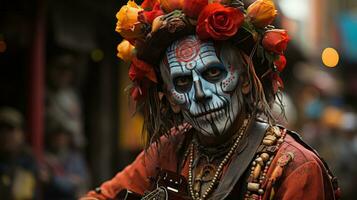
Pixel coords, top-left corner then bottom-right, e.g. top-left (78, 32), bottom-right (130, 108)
top-left (116, 0), bottom-right (289, 101)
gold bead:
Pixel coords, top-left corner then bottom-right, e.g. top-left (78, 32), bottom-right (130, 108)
top-left (260, 153), bottom-right (270, 162)
top-left (266, 127), bottom-right (274, 135)
top-left (263, 135), bottom-right (277, 146)
top-left (273, 127), bottom-right (282, 137)
top-left (247, 182), bottom-right (260, 192)
top-left (255, 157), bottom-right (264, 166)
top-left (253, 164), bottom-right (261, 179)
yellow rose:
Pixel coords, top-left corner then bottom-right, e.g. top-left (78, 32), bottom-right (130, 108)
top-left (247, 0), bottom-right (277, 28)
top-left (116, 0), bottom-right (144, 39)
top-left (117, 40), bottom-right (135, 62)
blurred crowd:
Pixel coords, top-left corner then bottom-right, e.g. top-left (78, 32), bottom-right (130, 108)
top-left (273, 60), bottom-right (357, 200)
top-left (0, 54), bottom-right (90, 199)
top-left (295, 76), bottom-right (357, 200)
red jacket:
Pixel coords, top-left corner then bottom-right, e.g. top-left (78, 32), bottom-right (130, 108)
top-left (83, 128), bottom-right (336, 200)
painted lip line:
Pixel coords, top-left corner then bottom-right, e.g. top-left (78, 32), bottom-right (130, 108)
top-left (192, 105), bottom-right (225, 118)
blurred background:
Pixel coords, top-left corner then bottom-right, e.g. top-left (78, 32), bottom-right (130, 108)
top-left (0, 0), bottom-right (356, 199)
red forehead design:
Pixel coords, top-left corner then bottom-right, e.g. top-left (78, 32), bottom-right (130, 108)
top-left (175, 38), bottom-right (201, 63)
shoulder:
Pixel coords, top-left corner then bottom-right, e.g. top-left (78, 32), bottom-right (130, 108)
top-left (268, 129), bottom-right (337, 199)
top-left (279, 132), bottom-right (322, 169)
top-left (275, 129), bottom-right (332, 181)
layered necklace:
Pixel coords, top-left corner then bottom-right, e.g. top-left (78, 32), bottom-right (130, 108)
top-left (188, 117), bottom-right (250, 200)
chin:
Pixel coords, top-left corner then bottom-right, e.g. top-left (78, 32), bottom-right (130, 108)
top-left (187, 110), bottom-right (237, 137)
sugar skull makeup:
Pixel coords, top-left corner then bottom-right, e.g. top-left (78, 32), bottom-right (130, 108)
top-left (160, 35), bottom-right (243, 137)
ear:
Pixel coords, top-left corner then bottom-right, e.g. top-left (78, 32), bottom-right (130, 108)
top-left (241, 75), bottom-right (251, 95)
top-left (165, 92), bottom-right (181, 113)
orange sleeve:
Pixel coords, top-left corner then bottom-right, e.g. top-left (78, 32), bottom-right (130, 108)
top-left (82, 147), bottom-right (160, 200)
top-left (80, 129), bottom-right (186, 200)
top-left (274, 161), bottom-right (327, 200)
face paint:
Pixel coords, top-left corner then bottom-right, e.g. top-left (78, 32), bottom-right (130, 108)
top-left (160, 35), bottom-right (242, 137)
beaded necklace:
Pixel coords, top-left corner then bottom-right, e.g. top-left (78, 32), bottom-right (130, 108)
top-left (244, 126), bottom-right (288, 200)
top-left (188, 117), bottom-right (250, 200)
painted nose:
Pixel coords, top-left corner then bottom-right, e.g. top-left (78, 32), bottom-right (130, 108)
top-left (194, 80), bottom-right (210, 102)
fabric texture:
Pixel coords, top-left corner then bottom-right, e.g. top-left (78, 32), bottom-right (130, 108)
top-left (83, 128), bottom-right (335, 200)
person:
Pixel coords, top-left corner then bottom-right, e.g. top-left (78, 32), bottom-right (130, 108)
top-left (82, 0), bottom-right (340, 199)
top-left (0, 107), bottom-right (38, 199)
top-left (46, 53), bottom-right (86, 150)
top-left (42, 122), bottom-right (90, 199)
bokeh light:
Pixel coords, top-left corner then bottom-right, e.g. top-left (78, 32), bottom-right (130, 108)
top-left (91, 49), bottom-right (104, 62)
top-left (322, 47), bottom-right (339, 68)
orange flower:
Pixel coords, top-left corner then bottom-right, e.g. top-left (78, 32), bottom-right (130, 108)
top-left (160, 0), bottom-right (184, 13)
top-left (247, 0), bottom-right (277, 28)
top-left (116, 0), bottom-right (144, 39)
top-left (117, 40), bottom-right (135, 62)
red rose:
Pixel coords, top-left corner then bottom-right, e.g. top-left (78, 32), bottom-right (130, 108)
top-left (139, 2), bottom-right (164, 24)
top-left (196, 3), bottom-right (244, 40)
top-left (262, 29), bottom-right (289, 54)
top-left (274, 55), bottom-right (286, 72)
top-left (141, 0), bottom-right (159, 10)
top-left (271, 72), bottom-right (284, 93)
top-left (183, 0), bottom-right (208, 19)
top-left (128, 57), bottom-right (157, 83)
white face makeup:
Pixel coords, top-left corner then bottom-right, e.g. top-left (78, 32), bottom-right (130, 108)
top-left (160, 35), bottom-right (243, 137)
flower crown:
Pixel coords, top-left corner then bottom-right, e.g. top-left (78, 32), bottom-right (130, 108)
top-left (116, 0), bottom-right (289, 101)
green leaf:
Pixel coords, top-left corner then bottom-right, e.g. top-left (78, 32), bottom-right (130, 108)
top-left (242, 20), bottom-right (255, 35)
top-left (265, 51), bottom-right (275, 67)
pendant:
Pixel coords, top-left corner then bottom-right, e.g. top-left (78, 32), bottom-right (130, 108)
top-left (193, 164), bottom-right (217, 197)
